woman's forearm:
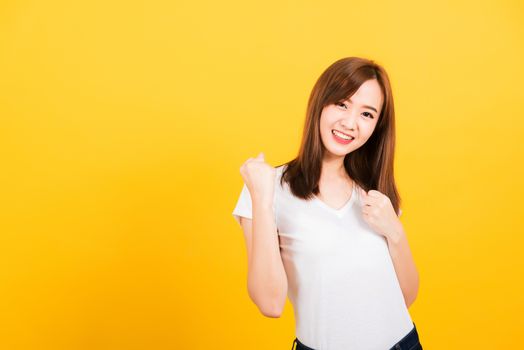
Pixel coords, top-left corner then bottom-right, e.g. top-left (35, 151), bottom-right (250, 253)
top-left (247, 201), bottom-right (288, 317)
top-left (386, 226), bottom-right (420, 308)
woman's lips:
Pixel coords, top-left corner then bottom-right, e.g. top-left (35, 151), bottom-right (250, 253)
top-left (332, 130), bottom-right (354, 144)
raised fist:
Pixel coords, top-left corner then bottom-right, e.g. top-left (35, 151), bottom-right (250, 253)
top-left (239, 152), bottom-right (276, 207)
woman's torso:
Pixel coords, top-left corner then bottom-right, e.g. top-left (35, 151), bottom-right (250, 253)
top-left (274, 164), bottom-right (413, 350)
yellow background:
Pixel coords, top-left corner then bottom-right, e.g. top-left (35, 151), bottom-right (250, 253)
top-left (1, 0), bottom-right (523, 349)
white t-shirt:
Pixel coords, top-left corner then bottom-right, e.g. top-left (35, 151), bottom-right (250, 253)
top-left (232, 164), bottom-right (413, 350)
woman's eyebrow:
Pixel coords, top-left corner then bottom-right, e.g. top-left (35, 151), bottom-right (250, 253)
top-left (345, 98), bottom-right (378, 113)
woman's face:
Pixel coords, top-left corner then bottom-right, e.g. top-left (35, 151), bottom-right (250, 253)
top-left (319, 79), bottom-right (383, 158)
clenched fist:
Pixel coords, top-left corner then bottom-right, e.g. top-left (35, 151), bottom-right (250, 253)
top-left (359, 187), bottom-right (404, 242)
top-left (239, 152), bottom-right (276, 207)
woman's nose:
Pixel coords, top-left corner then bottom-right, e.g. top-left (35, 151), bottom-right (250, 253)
top-left (340, 112), bottom-right (357, 129)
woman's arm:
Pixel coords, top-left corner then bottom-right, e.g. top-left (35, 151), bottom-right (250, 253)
top-left (240, 201), bottom-right (287, 317)
top-left (386, 226), bottom-right (420, 308)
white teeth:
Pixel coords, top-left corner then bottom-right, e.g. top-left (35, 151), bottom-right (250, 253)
top-left (332, 130), bottom-right (354, 140)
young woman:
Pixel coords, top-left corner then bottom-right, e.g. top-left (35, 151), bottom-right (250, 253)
top-left (232, 57), bottom-right (423, 350)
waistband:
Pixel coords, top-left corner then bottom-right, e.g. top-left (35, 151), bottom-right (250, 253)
top-left (291, 337), bottom-right (315, 350)
top-left (389, 322), bottom-right (420, 350)
top-left (290, 322), bottom-right (420, 350)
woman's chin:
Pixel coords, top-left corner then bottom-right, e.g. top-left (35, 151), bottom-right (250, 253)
top-left (324, 148), bottom-right (349, 158)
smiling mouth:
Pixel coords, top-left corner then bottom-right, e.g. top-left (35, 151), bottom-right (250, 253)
top-left (332, 129), bottom-right (355, 140)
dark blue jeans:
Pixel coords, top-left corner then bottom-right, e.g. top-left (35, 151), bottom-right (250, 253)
top-left (291, 322), bottom-right (423, 350)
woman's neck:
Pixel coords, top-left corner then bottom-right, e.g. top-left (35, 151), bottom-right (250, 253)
top-left (321, 156), bottom-right (348, 180)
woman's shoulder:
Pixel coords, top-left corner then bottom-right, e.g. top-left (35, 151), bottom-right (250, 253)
top-left (274, 164), bottom-right (288, 184)
top-left (273, 164), bottom-right (291, 196)
top-left (275, 164), bottom-right (286, 173)
top-left (274, 163), bottom-right (289, 173)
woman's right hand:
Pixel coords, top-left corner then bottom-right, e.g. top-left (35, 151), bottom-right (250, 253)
top-left (239, 152), bottom-right (276, 207)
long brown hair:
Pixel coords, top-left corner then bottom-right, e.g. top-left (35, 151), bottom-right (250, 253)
top-left (276, 56), bottom-right (402, 215)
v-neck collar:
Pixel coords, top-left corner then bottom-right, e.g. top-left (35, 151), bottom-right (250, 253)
top-left (313, 185), bottom-right (358, 217)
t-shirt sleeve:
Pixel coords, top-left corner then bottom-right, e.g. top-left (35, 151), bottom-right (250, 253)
top-left (232, 181), bottom-right (278, 228)
top-left (232, 183), bottom-right (253, 226)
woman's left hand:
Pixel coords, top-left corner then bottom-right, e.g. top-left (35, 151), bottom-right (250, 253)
top-left (359, 187), bottom-right (403, 241)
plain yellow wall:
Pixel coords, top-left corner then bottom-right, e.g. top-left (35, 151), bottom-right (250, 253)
top-left (1, 0), bottom-right (523, 349)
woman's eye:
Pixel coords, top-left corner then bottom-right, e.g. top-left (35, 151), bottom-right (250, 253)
top-left (337, 102), bottom-right (374, 119)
